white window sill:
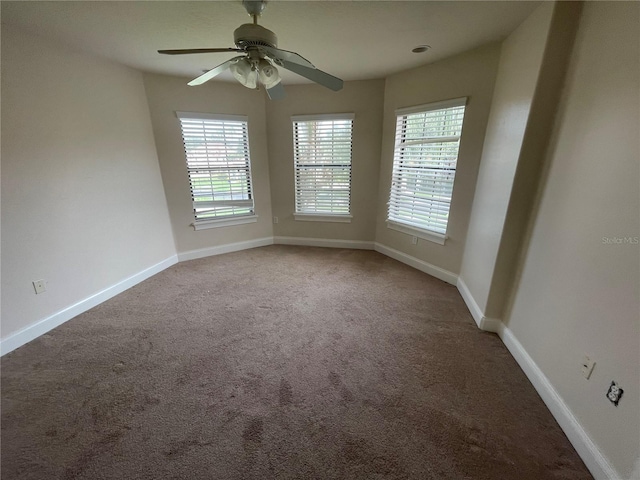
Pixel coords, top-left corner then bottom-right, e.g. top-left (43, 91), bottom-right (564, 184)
top-left (192, 215), bottom-right (258, 231)
top-left (294, 213), bottom-right (352, 223)
top-left (386, 220), bottom-right (447, 245)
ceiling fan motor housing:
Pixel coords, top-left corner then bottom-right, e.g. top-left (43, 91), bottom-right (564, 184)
top-left (234, 23), bottom-right (278, 49)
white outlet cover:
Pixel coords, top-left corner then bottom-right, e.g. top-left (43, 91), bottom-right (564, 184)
top-left (33, 280), bottom-right (46, 294)
top-left (582, 355), bottom-right (595, 379)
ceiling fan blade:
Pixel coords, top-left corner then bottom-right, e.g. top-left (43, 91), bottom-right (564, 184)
top-left (260, 46), bottom-right (315, 69)
top-left (188, 56), bottom-right (244, 86)
top-left (280, 60), bottom-right (344, 92)
top-left (266, 82), bottom-right (286, 100)
top-left (158, 48), bottom-right (242, 55)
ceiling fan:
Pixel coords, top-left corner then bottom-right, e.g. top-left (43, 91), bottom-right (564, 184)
top-left (158, 0), bottom-right (344, 100)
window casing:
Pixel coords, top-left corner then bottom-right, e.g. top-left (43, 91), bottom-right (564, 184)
top-left (292, 114), bottom-right (354, 221)
top-left (387, 98), bottom-right (467, 243)
top-left (177, 112), bottom-right (256, 230)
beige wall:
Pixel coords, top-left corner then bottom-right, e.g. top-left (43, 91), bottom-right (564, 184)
top-left (458, 2), bottom-right (555, 314)
top-left (374, 43), bottom-right (501, 274)
top-left (267, 80), bottom-right (384, 241)
top-left (143, 74), bottom-right (274, 254)
top-left (504, 2), bottom-right (639, 477)
top-left (486, 2), bottom-right (582, 318)
top-left (1, 26), bottom-right (176, 339)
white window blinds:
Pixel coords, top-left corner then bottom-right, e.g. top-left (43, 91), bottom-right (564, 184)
top-left (292, 114), bottom-right (354, 215)
top-left (388, 98), bottom-right (467, 236)
top-left (177, 112), bottom-right (255, 223)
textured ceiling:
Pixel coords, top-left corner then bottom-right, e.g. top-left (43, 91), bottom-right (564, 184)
top-left (2, 1), bottom-right (540, 85)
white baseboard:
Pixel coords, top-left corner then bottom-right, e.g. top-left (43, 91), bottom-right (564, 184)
top-left (0, 255), bottom-right (179, 356)
top-left (177, 237), bottom-right (274, 262)
top-left (480, 317), bottom-right (502, 332)
top-left (455, 277), bottom-right (619, 479)
top-left (497, 324), bottom-right (620, 480)
top-left (456, 277), bottom-right (501, 332)
top-left (373, 242), bottom-right (457, 285)
top-left (274, 236), bottom-right (374, 250)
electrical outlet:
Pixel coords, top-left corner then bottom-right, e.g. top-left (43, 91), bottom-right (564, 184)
top-left (33, 280), bottom-right (46, 294)
top-left (606, 381), bottom-right (623, 406)
top-left (411, 236), bottom-right (418, 245)
top-left (582, 355), bottom-right (596, 379)
top-left (273, 216), bottom-right (278, 224)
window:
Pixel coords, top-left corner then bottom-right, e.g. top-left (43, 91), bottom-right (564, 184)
top-left (177, 112), bottom-right (256, 230)
top-left (292, 114), bottom-right (354, 222)
top-left (387, 98), bottom-right (467, 244)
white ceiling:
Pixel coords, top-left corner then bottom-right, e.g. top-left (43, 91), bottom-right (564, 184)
top-left (2, 1), bottom-right (540, 85)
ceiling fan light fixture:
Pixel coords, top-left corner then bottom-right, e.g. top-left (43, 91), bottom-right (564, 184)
top-left (160, 0), bottom-right (344, 95)
top-left (230, 57), bottom-right (258, 89)
top-left (258, 59), bottom-right (281, 88)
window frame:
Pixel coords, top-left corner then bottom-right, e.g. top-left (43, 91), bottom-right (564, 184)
top-left (176, 111), bottom-right (257, 231)
top-left (386, 97), bottom-right (467, 245)
top-left (291, 113), bottom-right (355, 222)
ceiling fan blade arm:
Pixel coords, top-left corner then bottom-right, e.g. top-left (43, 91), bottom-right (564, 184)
top-left (280, 61), bottom-right (344, 92)
top-left (266, 82), bottom-right (286, 100)
top-left (187, 56), bottom-right (245, 86)
top-left (260, 46), bottom-right (315, 69)
top-left (158, 48), bottom-right (242, 55)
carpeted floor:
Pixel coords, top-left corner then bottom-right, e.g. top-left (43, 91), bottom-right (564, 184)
top-left (1, 245), bottom-right (592, 479)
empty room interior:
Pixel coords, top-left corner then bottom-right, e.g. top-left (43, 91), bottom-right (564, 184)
top-left (1, 1), bottom-right (638, 479)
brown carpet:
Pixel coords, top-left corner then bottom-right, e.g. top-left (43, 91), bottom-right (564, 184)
top-left (1, 245), bottom-right (592, 480)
